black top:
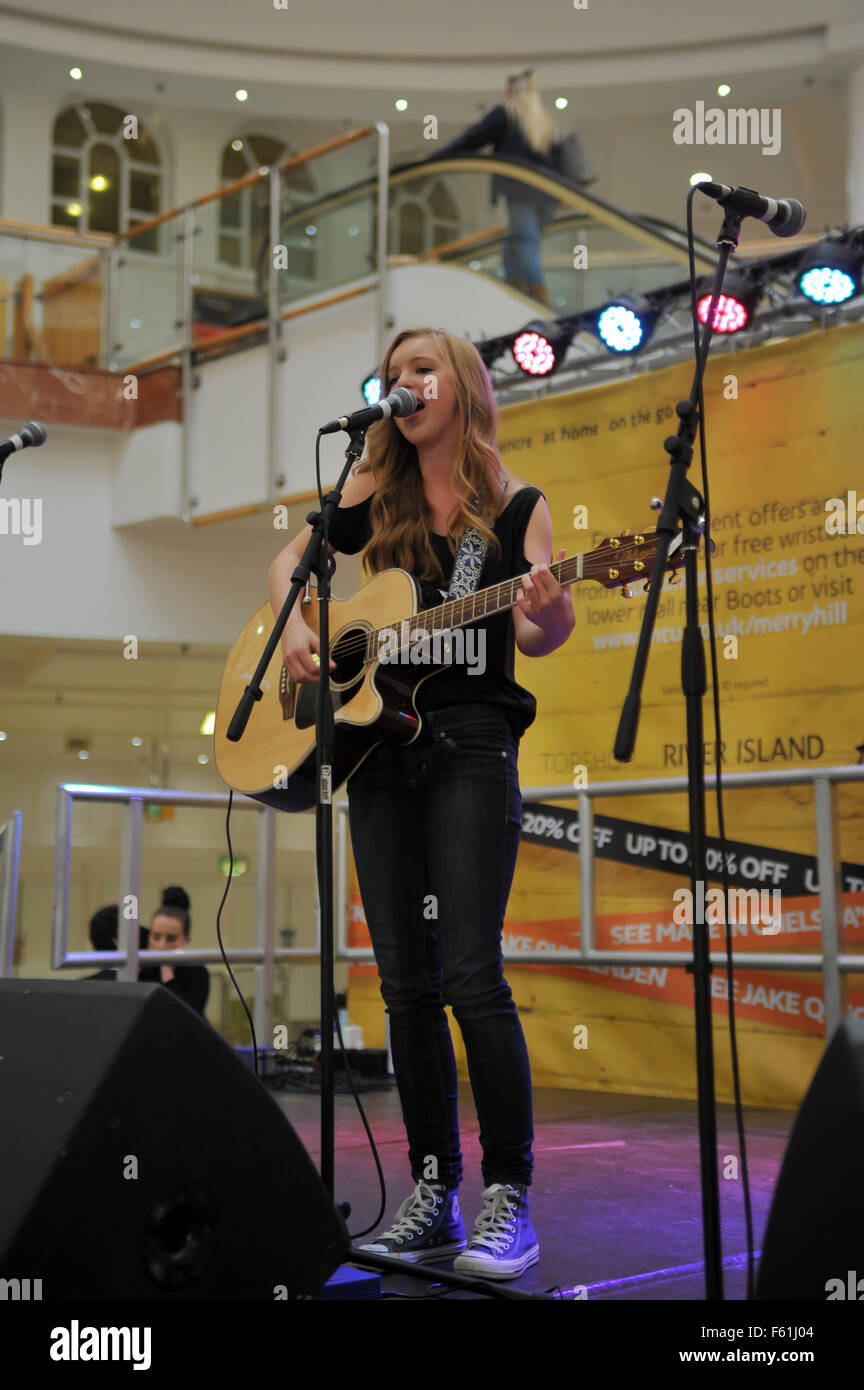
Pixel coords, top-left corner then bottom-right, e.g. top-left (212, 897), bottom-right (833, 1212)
top-left (138, 964), bottom-right (210, 1016)
top-left (434, 105), bottom-right (561, 217)
top-left (325, 485), bottom-right (546, 740)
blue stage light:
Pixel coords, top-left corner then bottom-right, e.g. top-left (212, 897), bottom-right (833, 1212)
top-left (598, 305), bottom-right (642, 351)
top-left (361, 373), bottom-right (382, 405)
top-left (596, 300), bottom-right (653, 353)
top-left (796, 240), bottom-right (861, 306)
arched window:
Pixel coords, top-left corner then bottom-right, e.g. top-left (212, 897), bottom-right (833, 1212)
top-left (218, 133), bottom-right (317, 284)
top-left (391, 177), bottom-right (460, 256)
top-left (52, 103), bottom-right (162, 246)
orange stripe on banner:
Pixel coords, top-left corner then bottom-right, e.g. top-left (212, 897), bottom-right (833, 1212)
top-left (346, 893), bottom-right (864, 1032)
top-left (348, 892), bottom-right (864, 951)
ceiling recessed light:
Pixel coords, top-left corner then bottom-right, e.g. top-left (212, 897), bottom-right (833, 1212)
top-left (235, 89), bottom-right (248, 103)
top-left (395, 98), bottom-right (408, 112)
top-left (131, 736), bottom-right (143, 747)
top-left (66, 202), bottom-right (82, 217)
top-left (78, 750), bottom-right (89, 760)
top-left (89, 174), bottom-right (108, 192)
top-left (69, 67), bottom-right (83, 81)
top-left (231, 139), bottom-right (244, 151)
top-left (0, 732), bottom-right (7, 741)
top-left (198, 754), bottom-right (208, 765)
top-left (555, 97), bottom-right (568, 110)
top-left (717, 83), bottom-right (731, 97)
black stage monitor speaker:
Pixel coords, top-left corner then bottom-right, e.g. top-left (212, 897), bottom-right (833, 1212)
top-left (0, 979), bottom-right (349, 1299)
top-left (755, 1018), bottom-right (864, 1300)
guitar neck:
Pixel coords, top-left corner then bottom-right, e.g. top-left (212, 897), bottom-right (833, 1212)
top-left (371, 553), bottom-right (586, 649)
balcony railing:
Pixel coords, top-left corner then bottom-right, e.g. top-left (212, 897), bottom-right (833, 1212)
top-left (0, 127), bottom-right (759, 381)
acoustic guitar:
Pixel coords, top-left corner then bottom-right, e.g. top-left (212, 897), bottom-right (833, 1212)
top-left (214, 529), bottom-right (685, 812)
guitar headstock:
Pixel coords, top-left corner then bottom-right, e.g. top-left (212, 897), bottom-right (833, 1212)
top-left (583, 529), bottom-right (687, 595)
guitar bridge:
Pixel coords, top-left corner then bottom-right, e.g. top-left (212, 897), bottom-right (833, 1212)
top-left (279, 664), bottom-right (296, 721)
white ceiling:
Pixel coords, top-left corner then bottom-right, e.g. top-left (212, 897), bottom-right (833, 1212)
top-left (0, 1), bottom-right (860, 128)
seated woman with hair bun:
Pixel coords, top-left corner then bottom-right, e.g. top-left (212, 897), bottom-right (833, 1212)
top-left (137, 885), bottom-right (210, 1017)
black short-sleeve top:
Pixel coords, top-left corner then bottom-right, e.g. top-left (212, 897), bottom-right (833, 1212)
top-left (324, 485), bottom-right (546, 740)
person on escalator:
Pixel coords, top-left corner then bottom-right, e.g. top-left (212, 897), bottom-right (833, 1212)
top-left (434, 70), bottom-right (561, 304)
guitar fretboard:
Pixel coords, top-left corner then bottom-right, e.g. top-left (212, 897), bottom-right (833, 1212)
top-left (364, 553), bottom-right (584, 659)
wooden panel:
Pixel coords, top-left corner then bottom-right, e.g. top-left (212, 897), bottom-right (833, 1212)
top-left (0, 362), bottom-right (180, 430)
top-left (41, 255), bottom-right (102, 368)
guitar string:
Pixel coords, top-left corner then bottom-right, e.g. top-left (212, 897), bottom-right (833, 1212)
top-left (306, 541), bottom-right (659, 666)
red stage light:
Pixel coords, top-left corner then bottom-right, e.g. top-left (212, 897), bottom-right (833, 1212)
top-left (696, 291), bottom-right (749, 333)
top-left (512, 330), bottom-right (556, 375)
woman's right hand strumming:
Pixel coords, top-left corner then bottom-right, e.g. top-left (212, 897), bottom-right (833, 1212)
top-left (280, 618), bottom-right (336, 685)
top-left (269, 542), bottom-right (337, 685)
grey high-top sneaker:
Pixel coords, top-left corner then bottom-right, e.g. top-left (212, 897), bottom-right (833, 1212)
top-left (453, 1183), bottom-right (539, 1279)
top-left (356, 1179), bottom-right (466, 1263)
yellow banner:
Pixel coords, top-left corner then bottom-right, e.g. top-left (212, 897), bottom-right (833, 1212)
top-left (347, 322), bottom-right (864, 1108)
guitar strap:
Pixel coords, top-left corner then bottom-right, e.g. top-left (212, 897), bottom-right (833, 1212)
top-left (441, 475), bottom-right (508, 601)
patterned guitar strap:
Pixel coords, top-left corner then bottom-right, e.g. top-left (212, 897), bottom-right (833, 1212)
top-left (440, 475), bottom-right (508, 601)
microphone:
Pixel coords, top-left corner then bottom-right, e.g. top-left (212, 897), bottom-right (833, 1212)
top-left (319, 387), bottom-right (424, 436)
top-left (696, 182), bottom-right (806, 238)
top-left (0, 420), bottom-right (48, 463)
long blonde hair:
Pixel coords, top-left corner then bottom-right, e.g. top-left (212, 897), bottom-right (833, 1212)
top-left (506, 69), bottom-right (557, 155)
top-left (355, 327), bottom-right (505, 584)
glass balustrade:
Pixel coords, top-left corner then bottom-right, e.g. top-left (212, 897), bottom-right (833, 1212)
top-left (0, 227), bottom-right (110, 368)
top-left (112, 211), bottom-right (185, 369)
top-left (0, 142), bottom-right (730, 373)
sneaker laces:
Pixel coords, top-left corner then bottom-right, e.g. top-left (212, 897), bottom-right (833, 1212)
top-left (469, 1185), bottom-right (520, 1253)
top-left (380, 1180), bottom-right (447, 1242)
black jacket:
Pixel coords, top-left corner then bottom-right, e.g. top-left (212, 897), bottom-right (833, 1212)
top-left (138, 964), bottom-right (210, 1017)
top-left (435, 105), bottom-right (561, 216)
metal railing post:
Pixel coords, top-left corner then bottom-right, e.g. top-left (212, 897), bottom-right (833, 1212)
top-left (0, 811), bottom-right (22, 977)
top-left (374, 122), bottom-right (390, 362)
top-left (578, 789), bottom-right (594, 958)
top-left (119, 797), bottom-right (143, 982)
top-left (52, 787), bottom-right (74, 971)
top-left (180, 205), bottom-right (195, 524)
top-left (103, 244), bottom-right (116, 372)
top-left (814, 776), bottom-right (844, 1039)
top-left (267, 166), bottom-right (281, 506)
top-left (254, 806), bottom-right (277, 1045)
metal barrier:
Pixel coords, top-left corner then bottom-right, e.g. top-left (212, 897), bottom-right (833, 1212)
top-left (31, 764), bottom-right (864, 1046)
top-left (52, 784), bottom-right (288, 1041)
top-left (0, 809), bottom-right (22, 977)
top-left (336, 763), bottom-right (864, 1041)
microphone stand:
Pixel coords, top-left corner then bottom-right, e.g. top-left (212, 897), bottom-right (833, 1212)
top-left (227, 425), bottom-right (368, 1213)
top-left (613, 205), bottom-right (743, 1301)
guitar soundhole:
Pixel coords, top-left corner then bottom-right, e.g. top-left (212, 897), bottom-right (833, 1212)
top-left (331, 625), bottom-right (367, 686)
top-left (293, 624), bottom-right (368, 731)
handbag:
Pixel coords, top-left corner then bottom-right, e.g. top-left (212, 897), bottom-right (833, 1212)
top-left (554, 131), bottom-right (596, 188)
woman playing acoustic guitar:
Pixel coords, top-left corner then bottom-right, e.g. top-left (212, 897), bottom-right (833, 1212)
top-left (267, 325), bottom-right (575, 1280)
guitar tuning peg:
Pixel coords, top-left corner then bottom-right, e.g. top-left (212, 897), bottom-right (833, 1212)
top-left (642, 580), bottom-right (651, 592)
top-left (649, 497), bottom-right (663, 511)
top-left (668, 571), bottom-right (682, 586)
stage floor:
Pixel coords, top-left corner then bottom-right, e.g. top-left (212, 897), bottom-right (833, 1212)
top-left (272, 1081), bottom-right (793, 1301)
